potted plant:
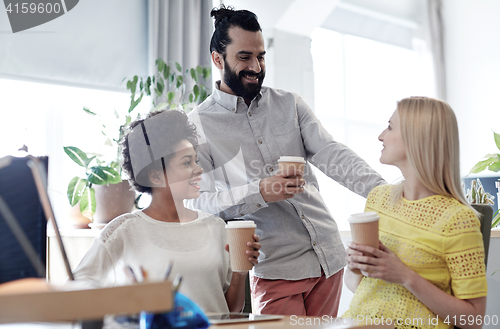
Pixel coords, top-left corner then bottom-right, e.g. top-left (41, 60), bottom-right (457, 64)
top-left (469, 131), bottom-right (500, 229)
top-left (64, 59), bottom-right (211, 223)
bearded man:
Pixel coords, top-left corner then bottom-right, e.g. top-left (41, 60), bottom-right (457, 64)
top-left (187, 5), bottom-right (386, 317)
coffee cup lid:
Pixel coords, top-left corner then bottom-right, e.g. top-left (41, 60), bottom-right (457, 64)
top-left (278, 156), bottom-right (305, 163)
top-left (225, 220), bottom-right (256, 228)
top-left (348, 212), bottom-right (379, 223)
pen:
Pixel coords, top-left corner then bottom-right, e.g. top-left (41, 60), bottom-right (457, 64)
top-left (173, 274), bottom-right (182, 294)
top-left (164, 261), bottom-right (173, 279)
top-left (124, 266), bottom-right (138, 283)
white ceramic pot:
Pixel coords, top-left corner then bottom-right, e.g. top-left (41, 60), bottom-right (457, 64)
top-left (93, 180), bottom-right (136, 224)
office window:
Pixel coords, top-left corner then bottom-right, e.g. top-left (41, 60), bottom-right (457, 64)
top-left (0, 78), bottom-right (149, 220)
top-left (310, 28), bottom-right (435, 230)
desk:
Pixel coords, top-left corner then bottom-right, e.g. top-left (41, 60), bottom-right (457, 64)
top-left (0, 316), bottom-right (392, 329)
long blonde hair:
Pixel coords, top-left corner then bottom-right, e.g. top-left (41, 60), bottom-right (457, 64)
top-left (392, 97), bottom-right (473, 211)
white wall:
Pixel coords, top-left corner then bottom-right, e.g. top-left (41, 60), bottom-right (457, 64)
top-left (442, 0), bottom-right (500, 176)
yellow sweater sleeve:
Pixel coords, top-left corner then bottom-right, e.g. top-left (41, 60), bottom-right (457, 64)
top-left (443, 207), bottom-right (488, 299)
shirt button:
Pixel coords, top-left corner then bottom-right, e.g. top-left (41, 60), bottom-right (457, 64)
top-left (269, 168), bottom-right (274, 172)
top-left (248, 113), bottom-right (252, 116)
top-left (240, 213), bottom-right (245, 217)
top-left (257, 204), bottom-right (262, 208)
top-left (313, 242), bottom-right (317, 246)
top-left (301, 215), bottom-right (305, 219)
top-left (258, 140), bottom-right (262, 144)
top-left (231, 108), bottom-right (235, 112)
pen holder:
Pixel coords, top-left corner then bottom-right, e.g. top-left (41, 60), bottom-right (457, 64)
top-left (140, 292), bottom-right (209, 329)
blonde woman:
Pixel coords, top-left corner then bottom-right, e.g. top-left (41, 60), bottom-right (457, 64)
top-left (344, 97), bottom-right (487, 329)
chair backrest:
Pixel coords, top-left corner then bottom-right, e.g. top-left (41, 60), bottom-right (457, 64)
top-left (471, 204), bottom-right (493, 268)
top-left (0, 156), bottom-right (48, 283)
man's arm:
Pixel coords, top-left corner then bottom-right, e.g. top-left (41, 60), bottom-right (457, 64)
top-left (296, 95), bottom-right (386, 197)
top-left (186, 142), bottom-right (265, 219)
top-left (186, 142), bottom-right (305, 219)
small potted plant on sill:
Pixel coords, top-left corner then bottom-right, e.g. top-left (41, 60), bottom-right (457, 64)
top-left (64, 59), bottom-right (211, 224)
top-left (467, 131), bottom-right (500, 274)
top-left (469, 131), bottom-right (500, 229)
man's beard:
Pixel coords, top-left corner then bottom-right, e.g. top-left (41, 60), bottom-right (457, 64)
top-left (224, 61), bottom-right (265, 100)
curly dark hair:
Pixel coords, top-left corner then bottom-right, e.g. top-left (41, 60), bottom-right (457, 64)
top-left (209, 4), bottom-right (261, 56)
top-left (120, 109), bottom-right (198, 194)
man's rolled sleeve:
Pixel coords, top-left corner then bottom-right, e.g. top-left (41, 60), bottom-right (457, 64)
top-left (240, 180), bottom-right (268, 216)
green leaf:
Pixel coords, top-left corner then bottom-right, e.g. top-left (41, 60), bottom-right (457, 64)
top-left (103, 166), bottom-right (122, 184)
top-left (139, 78), bottom-right (144, 91)
top-left (494, 131), bottom-right (500, 151)
top-left (80, 187), bottom-right (96, 220)
top-left (64, 146), bottom-right (88, 167)
top-left (196, 65), bottom-right (204, 76)
top-left (156, 77), bottom-right (165, 96)
top-left (83, 107), bottom-right (97, 116)
top-left (145, 77), bottom-right (151, 95)
top-left (176, 75), bottom-right (183, 88)
top-left (200, 89), bottom-right (207, 102)
top-left (126, 80), bottom-right (131, 91)
top-left (202, 67), bottom-right (211, 80)
top-left (189, 94), bottom-right (193, 103)
top-left (469, 157), bottom-right (497, 174)
top-left (489, 161), bottom-right (500, 172)
top-left (130, 76), bottom-right (138, 94)
top-left (87, 167), bottom-right (108, 185)
top-left (88, 166), bottom-right (121, 185)
top-left (129, 92), bottom-right (144, 113)
top-left (167, 91), bottom-right (175, 103)
top-left (190, 68), bottom-right (197, 83)
top-left (175, 62), bottom-right (182, 72)
top-left (158, 59), bottom-right (165, 73)
top-left (163, 65), bottom-right (170, 80)
top-left (67, 177), bottom-right (88, 206)
top-left (193, 84), bottom-right (200, 98)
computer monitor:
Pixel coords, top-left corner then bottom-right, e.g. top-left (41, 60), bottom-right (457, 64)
top-left (0, 156), bottom-right (48, 284)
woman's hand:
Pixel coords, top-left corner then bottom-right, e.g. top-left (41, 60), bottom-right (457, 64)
top-left (225, 234), bottom-right (261, 266)
top-left (345, 242), bottom-right (364, 273)
top-left (347, 241), bottom-right (416, 287)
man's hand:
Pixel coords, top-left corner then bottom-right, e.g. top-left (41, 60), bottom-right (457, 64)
top-left (259, 167), bottom-right (305, 203)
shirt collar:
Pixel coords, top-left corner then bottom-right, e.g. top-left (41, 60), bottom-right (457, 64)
top-left (213, 81), bottom-right (263, 113)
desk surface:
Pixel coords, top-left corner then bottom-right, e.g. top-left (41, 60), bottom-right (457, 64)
top-left (0, 316), bottom-right (392, 329)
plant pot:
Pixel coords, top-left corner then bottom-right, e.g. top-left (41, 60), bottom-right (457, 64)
top-left (93, 180), bottom-right (136, 224)
top-left (67, 203), bottom-right (92, 229)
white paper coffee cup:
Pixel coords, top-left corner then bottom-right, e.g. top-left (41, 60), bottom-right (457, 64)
top-left (226, 221), bottom-right (257, 272)
top-left (348, 212), bottom-right (380, 275)
top-left (278, 156), bottom-right (306, 175)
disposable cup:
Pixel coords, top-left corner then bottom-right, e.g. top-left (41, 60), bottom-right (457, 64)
top-left (226, 221), bottom-right (257, 272)
top-left (348, 212), bottom-right (379, 275)
top-left (278, 156), bottom-right (306, 176)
